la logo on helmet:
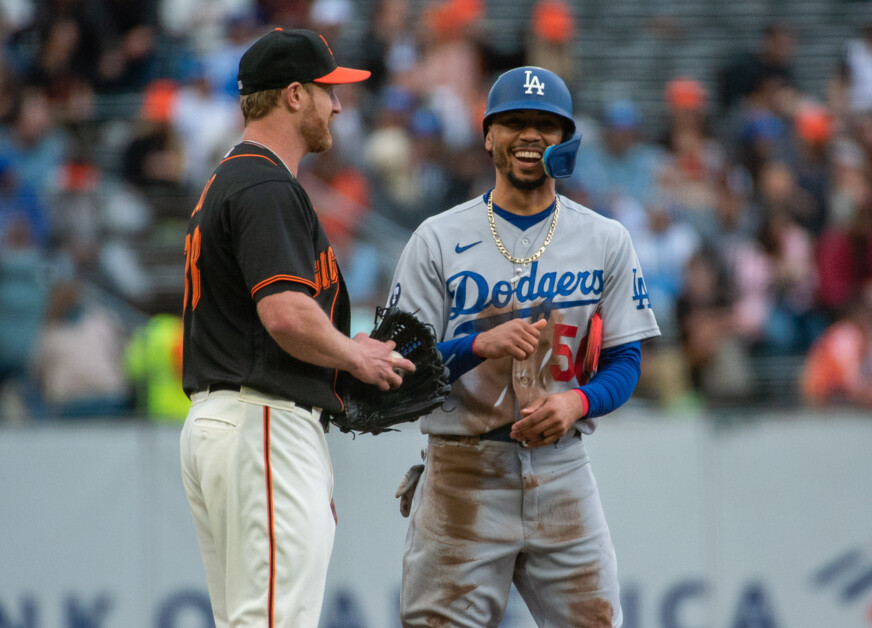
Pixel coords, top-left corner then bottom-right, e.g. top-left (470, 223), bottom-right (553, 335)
top-left (523, 70), bottom-right (545, 95)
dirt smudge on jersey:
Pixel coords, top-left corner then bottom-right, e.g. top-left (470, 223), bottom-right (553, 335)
top-left (513, 307), bottom-right (561, 409)
top-left (454, 355), bottom-right (516, 432)
top-left (453, 304), bottom-right (524, 432)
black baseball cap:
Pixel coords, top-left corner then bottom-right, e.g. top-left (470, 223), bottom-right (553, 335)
top-left (237, 28), bottom-right (370, 95)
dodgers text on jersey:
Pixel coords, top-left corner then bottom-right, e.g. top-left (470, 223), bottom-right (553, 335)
top-left (447, 261), bottom-right (603, 335)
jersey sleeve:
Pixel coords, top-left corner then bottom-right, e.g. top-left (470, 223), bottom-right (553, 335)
top-left (386, 229), bottom-right (450, 341)
top-left (599, 224), bottom-right (661, 348)
top-left (576, 341), bottom-right (641, 418)
top-left (229, 181), bottom-right (318, 301)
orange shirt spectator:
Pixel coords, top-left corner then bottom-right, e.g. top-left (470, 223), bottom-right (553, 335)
top-left (801, 285), bottom-right (872, 407)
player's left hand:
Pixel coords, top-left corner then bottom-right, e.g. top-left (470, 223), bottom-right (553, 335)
top-left (510, 391), bottom-right (586, 448)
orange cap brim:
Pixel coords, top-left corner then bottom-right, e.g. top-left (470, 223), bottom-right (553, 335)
top-left (315, 67), bottom-right (371, 84)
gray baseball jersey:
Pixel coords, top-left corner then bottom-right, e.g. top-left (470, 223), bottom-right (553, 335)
top-left (388, 192), bottom-right (661, 436)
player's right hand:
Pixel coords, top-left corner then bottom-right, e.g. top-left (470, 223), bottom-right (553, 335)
top-left (348, 334), bottom-right (416, 391)
top-left (473, 318), bottom-right (547, 361)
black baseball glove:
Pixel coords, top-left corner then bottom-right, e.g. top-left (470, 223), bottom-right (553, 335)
top-left (326, 307), bottom-right (451, 435)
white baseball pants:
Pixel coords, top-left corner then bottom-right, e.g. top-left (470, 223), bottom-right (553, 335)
top-left (180, 387), bottom-right (335, 627)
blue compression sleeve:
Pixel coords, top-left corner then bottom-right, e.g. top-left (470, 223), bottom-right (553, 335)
top-left (438, 334), bottom-right (642, 407)
top-left (437, 334), bottom-right (484, 383)
top-left (578, 341), bottom-right (641, 418)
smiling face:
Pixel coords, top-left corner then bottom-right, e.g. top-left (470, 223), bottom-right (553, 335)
top-left (485, 109), bottom-right (566, 191)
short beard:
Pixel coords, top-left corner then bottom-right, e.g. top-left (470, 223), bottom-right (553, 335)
top-left (507, 170), bottom-right (547, 191)
top-left (301, 98), bottom-right (332, 154)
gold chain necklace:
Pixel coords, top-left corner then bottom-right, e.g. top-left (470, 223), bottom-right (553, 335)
top-left (486, 190), bottom-right (560, 265)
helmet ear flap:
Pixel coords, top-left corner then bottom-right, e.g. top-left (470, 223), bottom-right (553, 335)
top-left (543, 134), bottom-right (581, 179)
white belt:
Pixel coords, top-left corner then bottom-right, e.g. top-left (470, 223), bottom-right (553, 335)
top-left (191, 385), bottom-right (322, 420)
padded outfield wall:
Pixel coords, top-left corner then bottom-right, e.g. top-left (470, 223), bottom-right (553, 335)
top-left (0, 409), bottom-right (870, 628)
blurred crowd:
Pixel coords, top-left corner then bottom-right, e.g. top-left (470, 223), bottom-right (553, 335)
top-left (1, 0), bottom-right (871, 421)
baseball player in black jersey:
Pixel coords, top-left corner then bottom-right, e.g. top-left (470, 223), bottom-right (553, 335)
top-left (179, 28), bottom-right (414, 628)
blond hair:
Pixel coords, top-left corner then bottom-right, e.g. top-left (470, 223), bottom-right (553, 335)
top-left (240, 88), bottom-right (284, 124)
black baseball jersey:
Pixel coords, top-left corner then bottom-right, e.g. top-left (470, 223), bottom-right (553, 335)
top-left (182, 142), bottom-right (350, 413)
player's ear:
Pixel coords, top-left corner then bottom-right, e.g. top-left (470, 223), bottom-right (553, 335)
top-left (284, 82), bottom-right (306, 112)
top-left (484, 127), bottom-right (494, 153)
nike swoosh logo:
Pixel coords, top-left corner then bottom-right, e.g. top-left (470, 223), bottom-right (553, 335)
top-left (455, 241), bottom-right (482, 254)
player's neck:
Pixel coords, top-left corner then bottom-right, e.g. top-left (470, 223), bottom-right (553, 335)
top-left (491, 182), bottom-right (557, 216)
top-left (242, 120), bottom-right (305, 177)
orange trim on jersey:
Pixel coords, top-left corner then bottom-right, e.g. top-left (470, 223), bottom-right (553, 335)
top-left (251, 275), bottom-right (318, 297)
top-left (220, 153), bottom-right (278, 167)
top-left (263, 406), bottom-right (276, 627)
top-left (190, 174), bottom-right (216, 218)
top-left (191, 152), bottom-right (278, 219)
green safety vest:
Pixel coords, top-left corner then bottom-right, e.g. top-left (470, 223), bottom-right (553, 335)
top-left (126, 314), bottom-right (190, 422)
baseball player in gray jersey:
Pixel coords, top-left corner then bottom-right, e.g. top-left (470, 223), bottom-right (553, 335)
top-left (388, 67), bottom-right (660, 626)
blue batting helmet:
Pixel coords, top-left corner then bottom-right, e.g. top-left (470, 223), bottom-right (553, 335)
top-left (482, 66), bottom-right (576, 138)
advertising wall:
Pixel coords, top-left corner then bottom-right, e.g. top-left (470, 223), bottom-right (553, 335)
top-left (1, 411), bottom-right (870, 627)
